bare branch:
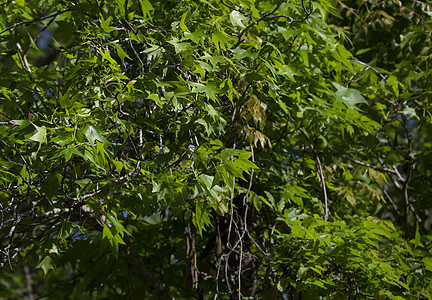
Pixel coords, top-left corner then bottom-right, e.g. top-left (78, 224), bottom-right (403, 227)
top-left (315, 155), bottom-right (329, 221)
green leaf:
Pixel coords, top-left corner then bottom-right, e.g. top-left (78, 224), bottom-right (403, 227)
top-left (237, 152), bottom-right (258, 174)
top-left (190, 82), bottom-right (222, 100)
top-left (333, 82), bottom-right (367, 109)
top-left (115, 44), bottom-right (130, 64)
top-left (346, 190), bottom-right (356, 207)
top-left (199, 174), bottom-right (214, 187)
top-left (423, 257), bottom-right (432, 272)
top-left (194, 201), bottom-right (211, 236)
top-left (223, 162), bottom-right (244, 179)
top-left (59, 147), bottom-right (83, 162)
top-left (139, 0), bottom-right (154, 20)
top-left (101, 16), bottom-right (116, 32)
top-left (102, 224), bottom-right (123, 257)
top-left (83, 124), bottom-right (109, 146)
top-left (415, 222), bottom-right (420, 248)
top-left (113, 160), bottom-right (125, 174)
top-left (28, 123), bottom-right (47, 148)
top-left (180, 11), bottom-right (189, 32)
top-left (355, 48), bottom-right (373, 56)
top-left (115, 0), bottom-right (126, 17)
top-left (147, 93), bottom-right (167, 107)
top-left (100, 49), bottom-right (119, 66)
top-left (211, 31), bottom-right (235, 51)
top-left (401, 106), bottom-right (419, 120)
top-left (107, 214), bottom-right (130, 237)
top-left (230, 11), bottom-right (248, 28)
top-left (36, 256), bottom-right (54, 277)
top-left (168, 37), bottom-right (192, 54)
top-left (102, 225), bottom-right (113, 244)
top-left (75, 178), bottom-right (91, 188)
top-left (291, 222), bottom-right (305, 238)
top-left (232, 48), bottom-right (257, 60)
top-left (184, 30), bottom-right (205, 44)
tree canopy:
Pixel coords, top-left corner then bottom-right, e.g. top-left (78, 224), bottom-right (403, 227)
top-left (1, 0), bottom-right (432, 298)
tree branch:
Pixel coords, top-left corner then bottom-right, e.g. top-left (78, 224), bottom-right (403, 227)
top-left (119, 236), bottom-right (173, 299)
top-left (0, 9), bottom-right (73, 35)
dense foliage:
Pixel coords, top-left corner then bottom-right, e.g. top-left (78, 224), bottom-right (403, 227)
top-left (1, 0), bottom-right (432, 298)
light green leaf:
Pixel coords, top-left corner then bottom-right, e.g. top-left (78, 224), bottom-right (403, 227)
top-left (59, 147), bottom-right (83, 162)
top-left (147, 93), bottom-right (166, 107)
top-left (113, 160), bottom-right (125, 174)
top-left (223, 162), bottom-right (244, 179)
top-left (232, 47), bottom-right (257, 60)
top-left (423, 257), bottom-right (432, 272)
top-left (180, 11), bottom-right (189, 32)
top-left (184, 30), bottom-right (205, 44)
top-left (139, 0), bottom-right (154, 20)
top-left (346, 190), bottom-right (356, 207)
top-left (230, 11), bottom-right (248, 28)
top-left (190, 82), bottom-right (222, 100)
top-left (100, 49), bottom-right (119, 66)
top-left (401, 106), bottom-right (419, 120)
top-left (101, 16), bottom-right (116, 32)
top-left (204, 103), bottom-right (222, 121)
top-left (333, 82), bottom-right (367, 109)
top-left (83, 124), bottom-right (109, 146)
top-left (75, 178), bottom-right (91, 188)
top-left (107, 214), bottom-right (130, 236)
top-left (168, 37), bottom-right (192, 54)
top-left (37, 256), bottom-right (54, 276)
top-left (237, 153), bottom-right (258, 174)
top-left (199, 174), bottom-right (214, 187)
top-left (211, 31), bottom-right (235, 51)
top-left (29, 123), bottom-right (47, 146)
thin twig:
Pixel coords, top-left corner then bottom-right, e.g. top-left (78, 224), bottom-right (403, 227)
top-left (0, 9), bottom-right (73, 35)
top-left (315, 155), bottom-right (328, 221)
